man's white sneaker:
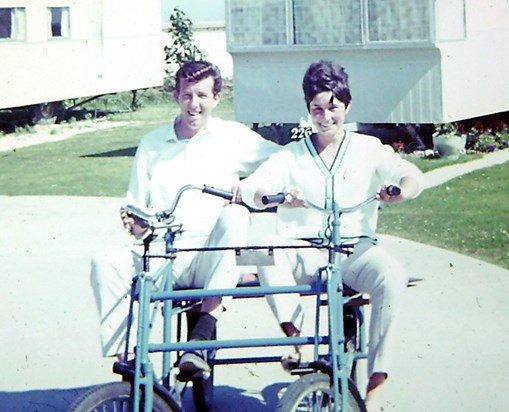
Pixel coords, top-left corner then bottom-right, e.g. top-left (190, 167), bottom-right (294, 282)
top-left (177, 351), bottom-right (211, 381)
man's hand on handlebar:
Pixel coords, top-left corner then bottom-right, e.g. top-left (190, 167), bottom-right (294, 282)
top-left (120, 207), bottom-right (150, 239)
top-left (230, 185), bottom-right (243, 205)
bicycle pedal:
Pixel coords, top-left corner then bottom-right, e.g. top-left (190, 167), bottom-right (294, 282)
top-left (176, 369), bottom-right (211, 382)
top-left (289, 365), bottom-right (315, 376)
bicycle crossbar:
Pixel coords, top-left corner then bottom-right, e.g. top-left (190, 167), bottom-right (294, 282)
top-left (148, 335), bottom-right (330, 353)
top-left (151, 284), bottom-right (317, 301)
top-left (213, 355), bottom-right (284, 365)
top-left (146, 244), bottom-right (328, 256)
top-left (212, 352), bottom-right (367, 366)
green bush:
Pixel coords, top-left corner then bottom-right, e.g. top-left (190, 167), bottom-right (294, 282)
top-left (164, 7), bottom-right (206, 91)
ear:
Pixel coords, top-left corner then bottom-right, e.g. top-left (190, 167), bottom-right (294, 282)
top-left (345, 101), bottom-right (352, 114)
top-left (173, 89), bottom-right (179, 102)
top-left (212, 92), bottom-right (221, 107)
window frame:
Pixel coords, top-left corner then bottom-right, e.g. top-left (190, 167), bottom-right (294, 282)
top-left (0, 7), bottom-right (27, 42)
top-left (47, 6), bottom-right (71, 40)
top-left (226, 0), bottom-right (440, 52)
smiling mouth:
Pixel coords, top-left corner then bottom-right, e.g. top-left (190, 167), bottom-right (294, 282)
top-left (320, 123), bottom-right (335, 130)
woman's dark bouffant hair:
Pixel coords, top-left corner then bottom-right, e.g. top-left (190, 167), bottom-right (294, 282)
top-left (175, 60), bottom-right (222, 95)
top-left (302, 60), bottom-right (352, 109)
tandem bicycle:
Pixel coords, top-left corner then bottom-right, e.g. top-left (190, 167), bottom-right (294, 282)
top-left (69, 183), bottom-right (401, 412)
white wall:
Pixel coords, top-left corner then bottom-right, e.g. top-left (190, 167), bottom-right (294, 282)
top-left (0, 0), bottom-right (164, 109)
top-left (194, 26), bottom-right (233, 78)
top-left (231, 48), bottom-right (443, 124)
top-left (438, 0), bottom-right (509, 121)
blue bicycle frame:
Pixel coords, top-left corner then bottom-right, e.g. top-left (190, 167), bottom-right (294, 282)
top-left (123, 185), bottom-right (376, 412)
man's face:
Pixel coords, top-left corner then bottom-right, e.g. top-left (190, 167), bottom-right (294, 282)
top-left (308, 91), bottom-right (349, 141)
top-left (174, 76), bottom-right (220, 135)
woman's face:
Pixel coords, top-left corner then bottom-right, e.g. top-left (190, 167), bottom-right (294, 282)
top-left (308, 91), bottom-right (349, 142)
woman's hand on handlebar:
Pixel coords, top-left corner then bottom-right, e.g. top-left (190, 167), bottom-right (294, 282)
top-left (377, 184), bottom-right (403, 203)
top-left (280, 186), bottom-right (306, 208)
top-left (257, 185), bottom-right (306, 208)
top-left (378, 176), bottom-right (421, 204)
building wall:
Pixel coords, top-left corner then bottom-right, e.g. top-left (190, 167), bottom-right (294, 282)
top-left (438, 0), bottom-right (509, 121)
top-left (227, 0), bottom-right (509, 124)
top-left (232, 48), bottom-right (443, 124)
top-left (0, 0), bottom-right (164, 110)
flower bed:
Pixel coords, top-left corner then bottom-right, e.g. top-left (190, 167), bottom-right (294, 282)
top-left (390, 115), bottom-right (509, 157)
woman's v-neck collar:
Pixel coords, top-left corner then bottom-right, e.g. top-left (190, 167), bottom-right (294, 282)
top-left (304, 130), bottom-right (351, 176)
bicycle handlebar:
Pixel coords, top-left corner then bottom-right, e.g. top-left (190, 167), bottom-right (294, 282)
top-left (261, 193), bottom-right (286, 205)
top-left (125, 184), bottom-right (234, 225)
top-left (202, 185), bottom-right (234, 201)
top-left (385, 185), bottom-right (401, 196)
top-left (261, 185), bottom-right (401, 212)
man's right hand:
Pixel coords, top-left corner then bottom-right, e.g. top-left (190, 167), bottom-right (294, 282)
top-left (120, 207), bottom-right (149, 239)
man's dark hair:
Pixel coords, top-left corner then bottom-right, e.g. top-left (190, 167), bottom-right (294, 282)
top-left (175, 60), bottom-right (222, 95)
top-left (302, 60), bottom-right (352, 109)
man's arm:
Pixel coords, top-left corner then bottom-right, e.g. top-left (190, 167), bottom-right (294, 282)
top-left (226, 121), bottom-right (281, 177)
top-left (121, 125), bottom-right (171, 237)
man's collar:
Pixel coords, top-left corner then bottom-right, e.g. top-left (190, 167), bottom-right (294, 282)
top-left (165, 117), bottom-right (219, 142)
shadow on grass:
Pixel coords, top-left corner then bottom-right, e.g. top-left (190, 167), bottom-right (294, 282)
top-left (0, 381), bottom-right (287, 411)
top-left (81, 147), bottom-right (137, 158)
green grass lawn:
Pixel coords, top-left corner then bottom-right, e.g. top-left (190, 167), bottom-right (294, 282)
top-left (0, 93), bottom-right (234, 197)
top-left (378, 162), bottom-right (509, 269)
top-left (1, 120), bottom-right (154, 197)
top-left (1, 99), bottom-right (507, 269)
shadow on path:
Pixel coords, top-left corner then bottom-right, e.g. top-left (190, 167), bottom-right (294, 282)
top-left (0, 386), bottom-right (94, 412)
top-left (0, 381), bottom-right (288, 412)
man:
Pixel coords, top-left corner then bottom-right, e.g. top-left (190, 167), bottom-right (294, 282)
top-left (91, 60), bottom-right (278, 379)
top-left (240, 60), bottom-right (424, 411)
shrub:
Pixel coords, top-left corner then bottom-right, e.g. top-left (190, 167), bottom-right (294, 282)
top-left (164, 7), bottom-right (206, 91)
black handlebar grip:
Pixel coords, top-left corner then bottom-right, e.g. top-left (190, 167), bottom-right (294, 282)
top-left (202, 185), bottom-right (234, 201)
top-left (386, 185), bottom-right (401, 196)
top-left (261, 193), bottom-right (286, 205)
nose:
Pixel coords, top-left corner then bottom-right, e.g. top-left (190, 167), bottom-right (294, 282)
top-left (322, 109), bottom-right (332, 122)
top-left (188, 93), bottom-right (199, 108)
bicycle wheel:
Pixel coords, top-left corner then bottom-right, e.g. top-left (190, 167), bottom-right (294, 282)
top-left (276, 373), bottom-right (365, 412)
top-left (69, 381), bottom-right (180, 412)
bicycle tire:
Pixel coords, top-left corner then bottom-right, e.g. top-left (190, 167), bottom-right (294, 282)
top-left (69, 381), bottom-right (179, 412)
top-left (276, 372), bottom-right (365, 412)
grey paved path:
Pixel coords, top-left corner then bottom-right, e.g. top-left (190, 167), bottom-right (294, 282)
top-left (1, 149), bottom-right (508, 411)
top-left (423, 149), bottom-right (509, 188)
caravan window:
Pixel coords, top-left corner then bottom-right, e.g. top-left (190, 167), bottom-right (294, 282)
top-left (367, 0), bottom-right (430, 42)
top-left (228, 0), bottom-right (435, 49)
top-left (48, 7), bottom-right (70, 39)
top-left (293, 0), bottom-right (362, 44)
top-left (0, 7), bottom-right (26, 41)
